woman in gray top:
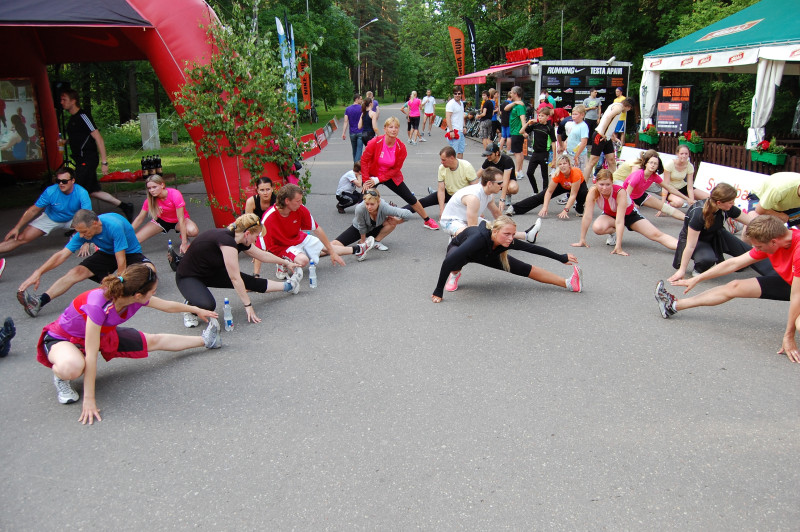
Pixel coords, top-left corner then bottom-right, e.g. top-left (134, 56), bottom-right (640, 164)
top-left (330, 188), bottom-right (414, 255)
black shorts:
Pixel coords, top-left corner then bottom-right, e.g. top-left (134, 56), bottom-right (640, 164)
top-left (603, 210), bottom-right (645, 230)
top-left (154, 218), bottom-right (179, 233)
top-left (510, 135), bottom-right (524, 154)
top-left (632, 194), bottom-right (650, 206)
top-left (74, 154), bottom-right (101, 193)
top-left (42, 328), bottom-right (145, 357)
top-left (410, 116), bottom-right (420, 130)
top-left (756, 274), bottom-right (791, 301)
top-left (590, 133), bottom-right (615, 157)
top-left (334, 224), bottom-right (383, 246)
top-left (80, 251), bottom-right (152, 283)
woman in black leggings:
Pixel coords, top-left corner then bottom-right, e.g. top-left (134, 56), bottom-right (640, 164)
top-left (176, 213), bottom-right (300, 326)
top-left (431, 215), bottom-right (583, 302)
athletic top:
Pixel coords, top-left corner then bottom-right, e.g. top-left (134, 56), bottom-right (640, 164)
top-left (623, 169), bottom-right (663, 200)
top-left (597, 103), bottom-right (623, 139)
top-left (596, 184), bottom-right (634, 216)
top-left (336, 170), bottom-right (360, 196)
top-left (749, 229), bottom-right (800, 285)
top-left (482, 154), bottom-right (516, 177)
top-left (250, 193), bottom-right (275, 220)
top-left (686, 203), bottom-right (741, 242)
top-left (66, 109), bottom-right (99, 159)
top-left (441, 183), bottom-right (492, 223)
top-left (178, 228), bottom-right (250, 279)
top-left (140, 188), bottom-right (189, 223)
top-left (438, 160), bottom-right (477, 196)
top-left (663, 159), bottom-right (695, 190)
top-left (260, 204), bottom-right (317, 255)
top-left (352, 200), bottom-right (414, 235)
top-left (445, 99), bottom-right (465, 131)
top-left (753, 172), bottom-right (800, 212)
top-left (553, 167), bottom-right (584, 191)
top-left (407, 98), bottom-right (421, 117)
top-left (524, 121), bottom-right (556, 153)
top-left (35, 183), bottom-right (92, 223)
top-left (51, 288), bottom-right (145, 340)
top-left (66, 213), bottom-right (141, 255)
top-left (566, 120), bottom-right (589, 154)
top-left (422, 96), bottom-right (436, 114)
top-left (509, 103), bottom-right (525, 136)
top-left (360, 135), bottom-right (407, 186)
top-left (480, 99), bottom-right (494, 121)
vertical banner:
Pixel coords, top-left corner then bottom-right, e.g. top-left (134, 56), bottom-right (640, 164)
top-left (288, 22), bottom-right (298, 111)
top-left (448, 26), bottom-right (465, 78)
top-left (463, 17), bottom-right (479, 107)
top-left (298, 48), bottom-right (312, 110)
top-left (275, 18), bottom-right (293, 106)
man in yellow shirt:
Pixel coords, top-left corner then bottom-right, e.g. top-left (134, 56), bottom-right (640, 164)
top-left (752, 172), bottom-right (800, 226)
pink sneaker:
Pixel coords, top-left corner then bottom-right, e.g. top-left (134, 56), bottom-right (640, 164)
top-left (567, 265), bottom-right (583, 293)
top-left (423, 218), bottom-right (440, 230)
top-left (0, 258), bottom-right (5, 279)
top-left (445, 272), bottom-right (461, 292)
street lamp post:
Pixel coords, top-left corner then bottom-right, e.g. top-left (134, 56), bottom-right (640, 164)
top-left (357, 18), bottom-right (378, 95)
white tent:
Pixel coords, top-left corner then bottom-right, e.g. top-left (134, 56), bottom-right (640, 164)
top-left (640, 0), bottom-right (800, 148)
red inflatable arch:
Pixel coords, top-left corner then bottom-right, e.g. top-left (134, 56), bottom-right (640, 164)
top-left (0, 0), bottom-right (273, 227)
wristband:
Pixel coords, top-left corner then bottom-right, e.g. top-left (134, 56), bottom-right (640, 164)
top-left (244, 303), bottom-right (252, 307)
top-left (563, 207), bottom-right (569, 212)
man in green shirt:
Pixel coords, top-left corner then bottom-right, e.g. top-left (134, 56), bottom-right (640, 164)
top-left (504, 86), bottom-right (527, 180)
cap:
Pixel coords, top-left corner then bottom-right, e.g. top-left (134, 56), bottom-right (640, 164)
top-left (482, 142), bottom-right (500, 156)
top-left (539, 95), bottom-right (545, 101)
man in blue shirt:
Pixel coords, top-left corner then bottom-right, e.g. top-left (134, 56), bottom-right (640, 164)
top-left (341, 93), bottom-right (364, 162)
top-left (0, 167), bottom-right (92, 257)
top-left (17, 210), bottom-right (151, 317)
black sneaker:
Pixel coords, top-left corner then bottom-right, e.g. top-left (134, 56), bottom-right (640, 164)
top-left (120, 202), bottom-right (135, 222)
top-left (0, 317), bottom-right (15, 357)
top-left (337, 204), bottom-right (346, 214)
top-left (654, 280), bottom-right (677, 318)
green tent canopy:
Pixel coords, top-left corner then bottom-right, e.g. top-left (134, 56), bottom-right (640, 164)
top-left (639, 0), bottom-right (800, 146)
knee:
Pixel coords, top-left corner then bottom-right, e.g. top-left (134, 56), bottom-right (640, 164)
top-left (52, 357), bottom-right (85, 380)
top-left (65, 266), bottom-right (91, 283)
top-left (508, 182), bottom-right (519, 194)
top-left (294, 254), bottom-right (310, 267)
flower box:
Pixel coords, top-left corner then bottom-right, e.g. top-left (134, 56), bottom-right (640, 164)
top-left (638, 132), bottom-right (659, 145)
top-left (679, 139), bottom-right (704, 153)
top-left (750, 151), bottom-right (787, 165)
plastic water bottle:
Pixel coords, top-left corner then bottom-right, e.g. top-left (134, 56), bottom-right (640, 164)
top-left (308, 261), bottom-right (317, 289)
top-left (223, 298), bottom-right (234, 331)
top-left (168, 239), bottom-right (172, 252)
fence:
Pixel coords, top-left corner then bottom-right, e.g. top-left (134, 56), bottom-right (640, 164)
top-left (635, 134), bottom-right (800, 175)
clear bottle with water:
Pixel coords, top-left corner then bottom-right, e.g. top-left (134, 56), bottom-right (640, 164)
top-left (308, 261), bottom-right (317, 289)
top-left (223, 297), bottom-right (234, 331)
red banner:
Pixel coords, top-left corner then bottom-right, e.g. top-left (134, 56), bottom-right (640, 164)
top-left (448, 26), bottom-right (465, 77)
top-left (298, 48), bottom-right (311, 110)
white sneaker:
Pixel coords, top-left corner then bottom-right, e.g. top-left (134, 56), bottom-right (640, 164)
top-left (525, 218), bottom-right (542, 243)
top-left (606, 233), bottom-right (617, 246)
top-left (276, 264), bottom-right (288, 280)
top-left (557, 195), bottom-right (568, 205)
top-left (504, 204), bottom-right (515, 216)
top-left (374, 241), bottom-right (389, 251)
top-left (183, 311), bottom-right (199, 328)
top-left (419, 136), bottom-right (427, 142)
top-left (287, 273), bottom-right (301, 294)
top-left (356, 236), bottom-right (376, 262)
top-left (202, 318), bottom-right (221, 349)
top-left (53, 375), bottom-right (79, 404)
top-left (293, 266), bottom-right (303, 281)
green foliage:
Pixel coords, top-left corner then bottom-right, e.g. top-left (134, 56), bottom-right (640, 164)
top-left (174, 0), bottom-right (309, 181)
top-left (102, 117), bottom-right (192, 151)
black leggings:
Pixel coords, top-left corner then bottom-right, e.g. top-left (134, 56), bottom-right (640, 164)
top-left (404, 189), bottom-right (452, 211)
top-left (512, 182), bottom-right (588, 215)
top-left (176, 272), bottom-right (271, 311)
top-left (336, 191), bottom-right (362, 209)
top-left (446, 242), bottom-right (533, 278)
top-left (692, 231), bottom-right (775, 277)
top-left (526, 152), bottom-right (549, 193)
top-left (379, 180), bottom-right (418, 206)
top-left (334, 224), bottom-right (383, 246)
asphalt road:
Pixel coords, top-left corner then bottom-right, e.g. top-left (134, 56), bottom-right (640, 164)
top-left (0, 104), bottom-right (798, 530)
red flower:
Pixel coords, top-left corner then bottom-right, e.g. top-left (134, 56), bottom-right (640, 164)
top-left (757, 140), bottom-right (770, 152)
top-left (685, 131), bottom-right (692, 141)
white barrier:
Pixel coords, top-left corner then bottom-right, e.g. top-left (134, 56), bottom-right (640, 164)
top-left (694, 162), bottom-right (768, 212)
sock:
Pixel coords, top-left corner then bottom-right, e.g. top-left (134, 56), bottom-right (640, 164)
top-left (660, 203), bottom-right (677, 216)
top-left (40, 293), bottom-right (51, 307)
top-left (283, 281), bottom-right (292, 292)
top-left (351, 244), bottom-right (360, 254)
top-left (423, 217), bottom-right (430, 222)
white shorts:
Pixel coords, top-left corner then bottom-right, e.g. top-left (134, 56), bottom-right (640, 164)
top-left (440, 217), bottom-right (486, 237)
top-left (286, 233), bottom-right (324, 265)
top-left (29, 212), bottom-right (73, 235)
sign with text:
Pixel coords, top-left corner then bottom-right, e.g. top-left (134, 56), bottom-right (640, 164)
top-left (540, 64), bottom-right (630, 111)
top-left (656, 86), bottom-right (692, 133)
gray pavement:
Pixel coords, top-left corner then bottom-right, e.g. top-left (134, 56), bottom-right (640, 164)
top-left (1, 103), bottom-right (799, 530)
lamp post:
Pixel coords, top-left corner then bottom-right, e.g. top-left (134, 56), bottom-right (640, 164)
top-left (357, 18), bottom-right (378, 95)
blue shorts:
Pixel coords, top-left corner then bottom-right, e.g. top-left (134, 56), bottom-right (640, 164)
top-left (614, 120), bottom-right (626, 133)
top-left (448, 134), bottom-right (465, 155)
top-left (501, 126), bottom-right (510, 138)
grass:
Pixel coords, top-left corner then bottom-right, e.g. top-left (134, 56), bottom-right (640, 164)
top-left (297, 104), bottom-right (346, 135)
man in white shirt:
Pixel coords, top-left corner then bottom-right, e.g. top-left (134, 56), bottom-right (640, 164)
top-left (445, 87), bottom-right (465, 159)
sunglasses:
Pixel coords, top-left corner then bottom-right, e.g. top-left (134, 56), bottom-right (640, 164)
top-left (364, 189), bottom-right (379, 197)
top-left (56, 178), bottom-right (73, 184)
top-left (493, 181), bottom-right (504, 185)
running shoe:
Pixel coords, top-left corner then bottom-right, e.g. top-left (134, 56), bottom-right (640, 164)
top-left (557, 195), bottom-right (568, 205)
top-left (183, 312), bottom-right (199, 328)
top-left (337, 204), bottom-right (346, 214)
top-left (419, 136), bottom-right (427, 142)
top-left (423, 218), bottom-right (440, 230)
top-left (287, 273), bottom-right (301, 295)
top-left (525, 218), bottom-right (542, 243)
top-left (374, 241), bottom-right (389, 251)
top-left (654, 280), bottom-right (677, 318)
top-left (567, 265), bottom-right (583, 293)
top-left (276, 263), bottom-right (288, 280)
top-left (0, 317), bottom-right (15, 357)
top-left (17, 289), bottom-right (41, 317)
top-left (355, 236), bottom-right (375, 262)
top-left (516, 172), bottom-right (526, 181)
top-left (54, 375), bottom-right (79, 404)
top-left (606, 233), bottom-right (617, 246)
top-left (504, 204), bottom-right (515, 216)
top-left (292, 266), bottom-right (303, 282)
top-left (202, 318), bottom-right (221, 349)
top-left (427, 186), bottom-right (436, 195)
top-left (0, 258), bottom-right (5, 279)
top-left (445, 272), bottom-right (461, 292)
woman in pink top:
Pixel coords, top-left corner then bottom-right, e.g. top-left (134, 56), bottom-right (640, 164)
top-left (360, 116), bottom-right (440, 230)
top-left (402, 91), bottom-right (424, 144)
top-left (622, 150), bottom-right (690, 221)
top-left (131, 175), bottom-right (200, 253)
top-left (573, 170), bottom-right (677, 256)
